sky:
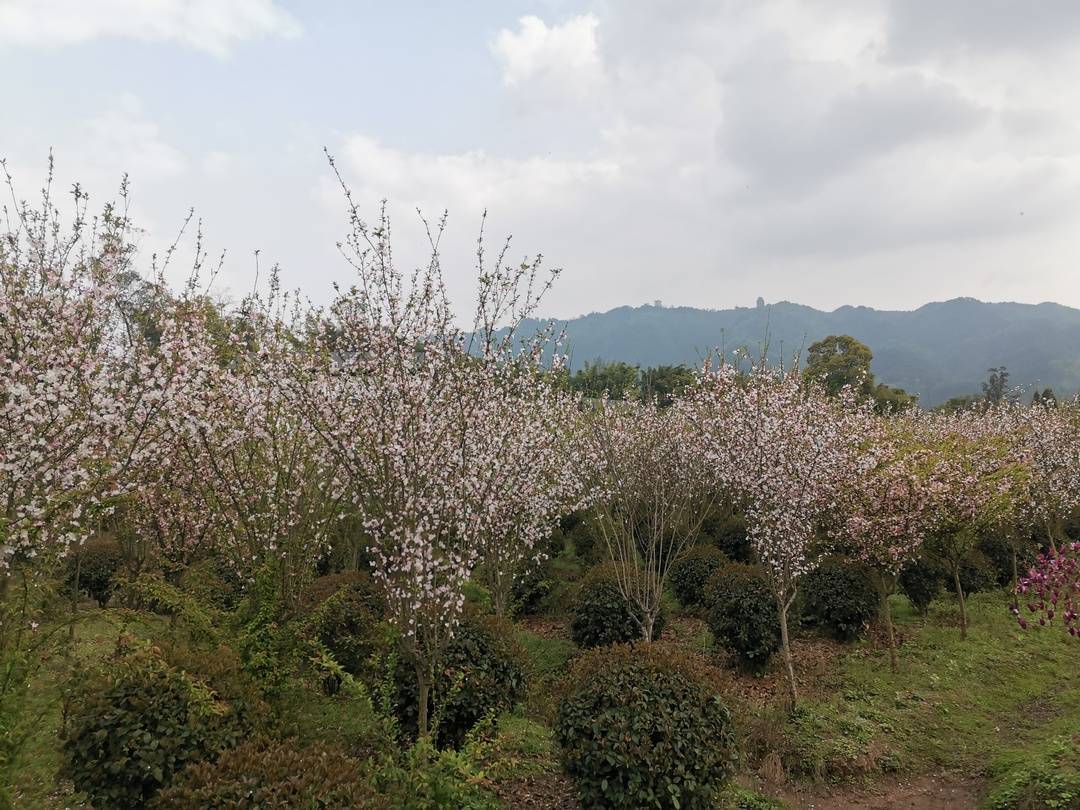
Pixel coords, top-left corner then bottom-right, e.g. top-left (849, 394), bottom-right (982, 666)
top-left (2, 0), bottom-right (1080, 319)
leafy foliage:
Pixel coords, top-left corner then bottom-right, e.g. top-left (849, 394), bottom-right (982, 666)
top-left (394, 614), bottom-right (527, 748)
top-left (801, 557), bottom-right (880, 640)
top-left (148, 737), bottom-right (387, 808)
top-left (704, 563), bottom-right (780, 671)
top-left (570, 565), bottom-right (666, 648)
top-left (555, 644), bottom-right (737, 809)
top-left (899, 555), bottom-right (944, 615)
top-left (670, 546), bottom-right (728, 607)
top-left (61, 643), bottom-right (250, 809)
top-left (958, 549), bottom-right (1000, 595)
top-left (65, 536), bottom-right (123, 607)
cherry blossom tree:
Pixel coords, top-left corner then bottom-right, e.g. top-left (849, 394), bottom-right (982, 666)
top-left (289, 165), bottom-right (567, 737)
top-left (472, 372), bottom-right (586, 617)
top-left (918, 407), bottom-right (1023, 639)
top-left (581, 397), bottom-right (714, 642)
top-left (1014, 398), bottom-right (1080, 553)
top-left (0, 166), bottom-right (184, 586)
top-left (686, 360), bottom-right (872, 708)
top-left (840, 421), bottom-right (934, 671)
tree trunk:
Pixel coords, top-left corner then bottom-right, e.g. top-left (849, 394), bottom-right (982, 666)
top-left (641, 609), bottom-right (655, 643)
top-left (416, 662), bottom-right (432, 739)
top-left (882, 588), bottom-right (898, 673)
top-left (778, 598), bottom-right (798, 712)
top-left (952, 565), bottom-right (967, 640)
top-left (69, 554), bottom-right (82, 643)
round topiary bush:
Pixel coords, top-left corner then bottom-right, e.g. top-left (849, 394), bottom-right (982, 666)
top-left (705, 512), bottom-right (752, 563)
top-left (670, 547), bottom-right (729, 608)
top-left (61, 644), bottom-right (250, 809)
top-left (148, 737), bottom-right (386, 809)
top-left (555, 644), bottom-right (737, 809)
top-left (66, 535), bottom-right (124, 607)
top-left (570, 565), bottom-right (666, 648)
top-left (899, 555), bottom-right (943, 615)
top-left (957, 549), bottom-right (998, 595)
top-left (704, 563), bottom-right (780, 671)
top-left (800, 557), bottom-right (879, 641)
top-left (394, 613), bottom-right (526, 749)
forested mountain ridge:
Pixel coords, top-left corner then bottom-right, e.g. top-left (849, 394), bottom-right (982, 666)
top-left (535, 297), bottom-right (1080, 406)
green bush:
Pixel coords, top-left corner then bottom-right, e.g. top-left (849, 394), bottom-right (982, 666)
top-left (958, 549), bottom-right (999, 595)
top-left (704, 563), bottom-right (780, 671)
top-left (977, 533), bottom-right (1039, 588)
top-left (66, 536), bottom-right (123, 607)
top-left (703, 512), bottom-right (752, 563)
top-left (394, 614), bottom-right (526, 749)
top-left (899, 556), bottom-right (943, 615)
top-left (555, 644), bottom-right (737, 809)
top-left (61, 644), bottom-right (250, 809)
top-left (569, 565), bottom-right (665, 648)
top-left (800, 557), bottom-right (879, 641)
top-left (510, 558), bottom-right (554, 617)
top-left (177, 558), bottom-right (239, 612)
top-left (566, 515), bottom-right (602, 563)
top-left (149, 737), bottom-right (387, 809)
top-left (670, 547), bottom-right (729, 608)
top-left (305, 571), bottom-right (387, 691)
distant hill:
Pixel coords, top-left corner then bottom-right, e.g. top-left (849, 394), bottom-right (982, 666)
top-left (531, 297), bottom-right (1080, 407)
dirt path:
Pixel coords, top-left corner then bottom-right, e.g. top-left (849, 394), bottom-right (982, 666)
top-left (775, 772), bottom-right (984, 809)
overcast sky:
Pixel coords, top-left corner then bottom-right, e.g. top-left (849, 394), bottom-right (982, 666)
top-left (3, 0), bottom-right (1080, 318)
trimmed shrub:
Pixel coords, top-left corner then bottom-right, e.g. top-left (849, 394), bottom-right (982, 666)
top-left (555, 644), bottom-right (737, 809)
top-left (66, 536), bottom-right (123, 607)
top-left (670, 547), bottom-right (729, 608)
top-left (149, 737), bottom-right (386, 809)
top-left (702, 511), bottom-right (752, 563)
top-left (394, 614), bottom-right (527, 749)
top-left (899, 556), bottom-right (943, 615)
top-left (61, 644), bottom-right (250, 809)
top-left (958, 549), bottom-right (998, 595)
top-left (801, 557), bottom-right (879, 641)
top-left (570, 565), bottom-right (666, 648)
top-left (704, 563), bottom-right (780, 671)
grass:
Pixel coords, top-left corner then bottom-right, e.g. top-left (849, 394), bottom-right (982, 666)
top-left (6, 606), bottom-right (167, 809)
top-left (741, 590), bottom-right (1080, 788)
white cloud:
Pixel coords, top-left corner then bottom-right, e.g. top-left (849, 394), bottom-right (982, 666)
top-left (491, 14), bottom-right (602, 97)
top-left (0, 0), bottom-right (300, 55)
top-left (339, 134), bottom-right (619, 213)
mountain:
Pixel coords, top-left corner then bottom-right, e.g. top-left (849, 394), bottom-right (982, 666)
top-left (533, 297), bottom-right (1080, 407)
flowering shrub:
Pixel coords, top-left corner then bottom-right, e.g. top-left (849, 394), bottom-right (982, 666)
top-left (1014, 542), bottom-right (1080, 636)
